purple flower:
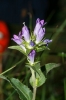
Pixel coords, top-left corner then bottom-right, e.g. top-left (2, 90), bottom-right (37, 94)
top-left (44, 39), bottom-right (52, 46)
top-left (34, 18), bottom-right (44, 35)
top-left (35, 28), bottom-right (45, 44)
top-left (12, 34), bottom-right (26, 52)
top-left (12, 35), bottom-right (22, 45)
top-left (22, 25), bottom-right (30, 43)
top-left (28, 50), bottom-right (36, 65)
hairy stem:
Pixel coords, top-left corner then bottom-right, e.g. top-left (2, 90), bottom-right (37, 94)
top-left (30, 68), bottom-right (37, 100)
top-left (32, 87), bottom-right (37, 100)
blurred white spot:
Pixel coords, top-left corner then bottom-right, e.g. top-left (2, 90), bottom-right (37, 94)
top-left (0, 32), bottom-right (4, 39)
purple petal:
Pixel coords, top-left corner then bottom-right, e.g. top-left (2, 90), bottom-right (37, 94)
top-left (44, 39), bottom-right (52, 46)
top-left (36, 18), bottom-right (40, 23)
top-left (19, 31), bottom-right (22, 38)
top-left (44, 39), bottom-right (52, 43)
top-left (34, 22), bottom-right (41, 35)
top-left (35, 28), bottom-right (45, 44)
top-left (12, 35), bottom-right (22, 45)
top-left (28, 50), bottom-right (36, 65)
top-left (42, 28), bottom-right (45, 33)
top-left (13, 35), bottom-right (19, 39)
top-left (40, 20), bottom-right (44, 25)
top-left (34, 18), bottom-right (44, 36)
top-left (22, 25), bottom-right (30, 43)
top-left (36, 18), bottom-right (44, 26)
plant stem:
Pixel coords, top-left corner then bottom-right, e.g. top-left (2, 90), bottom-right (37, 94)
top-left (0, 58), bottom-right (25, 75)
top-left (32, 87), bottom-right (37, 100)
top-left (30, 68), bottom-right (37, 100)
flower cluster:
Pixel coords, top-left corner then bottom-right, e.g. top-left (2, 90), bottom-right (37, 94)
top-left (12, 18), bottom-right (52, 66)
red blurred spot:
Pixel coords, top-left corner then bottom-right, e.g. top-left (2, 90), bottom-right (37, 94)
top-left (0, 21), bottom-right (10, 53)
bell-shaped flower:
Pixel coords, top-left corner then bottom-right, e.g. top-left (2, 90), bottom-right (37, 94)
top-left (44, 39), bottom-right (52, 46)
top-left (22, 24), bottom-right (30, 43)
top-left (12, 34), bottom-right (26, 52)
top-left (34, 18), bottom-right (44, 35)
top-left (35, 28), bottom-right (45, 44)
top-left (12, 35), bottom-right (22, 45)
top-left (28, 50), bottom-right (36, 65)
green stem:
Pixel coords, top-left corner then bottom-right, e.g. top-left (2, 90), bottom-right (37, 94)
top-left (30, 68), bottom-right (37, 100)
top-left (32, 87), bottom-right (37, 100)
top-left (0, 65), bottom-right (16, 75)
top-left (0, 58), bottom-right (25, 76)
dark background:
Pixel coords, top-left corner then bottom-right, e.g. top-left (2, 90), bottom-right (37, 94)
top-left (0, 0), bottom-right (60, 24)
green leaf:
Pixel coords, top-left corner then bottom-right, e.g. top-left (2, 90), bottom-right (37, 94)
top-left (35, 46), bottom-right (50, 52)
top-left (0, 76), bottom-right (33, 100)
top-left (45, 63), bottom-right (60, 74)
top-left (26, 62), bottom-right (40, 75)
top-left (29, 63), bottom-right (46, 87)
top-left (10, 78), bottom-right (33, 100)
top-left (8, 46), bottom-right (26, 55)
top-left (0, 75), bottom-right (8, 80)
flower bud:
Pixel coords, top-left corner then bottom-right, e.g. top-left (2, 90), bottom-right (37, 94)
top-left (22, 25), bottom-right (30, 43)
top-left (28, 50), bottom-right (36, 65)
top-left (34, 18), bottom-right (44, 36)
top-left (35, 28), bottom-right (45, 44)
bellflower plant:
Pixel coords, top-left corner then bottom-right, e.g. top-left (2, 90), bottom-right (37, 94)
top-left (10, 18), bottom-right (52, 100)
top-left (9, 18), bottom-right (52, 100)
top-left (0, 18), bottom-right (60, 100)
